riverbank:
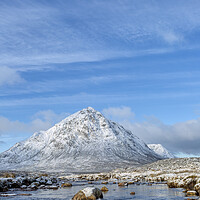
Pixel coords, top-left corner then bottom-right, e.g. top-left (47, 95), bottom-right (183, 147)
top-left (1, 157), bottom-right (200, 199)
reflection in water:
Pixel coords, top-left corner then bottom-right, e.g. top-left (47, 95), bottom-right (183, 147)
top-left (0, 182), bottom-right (188, 200)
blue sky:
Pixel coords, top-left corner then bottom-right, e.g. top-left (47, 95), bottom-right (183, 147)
top-left (1, 0), bottom-right (200, 156)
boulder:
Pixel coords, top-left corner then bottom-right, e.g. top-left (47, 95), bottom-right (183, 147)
top-left (194, 183), bottom-right (200, 195)
top-left (72, 191), bottom-right (87, 200)
top-left (36, 178), bottom-right (41, 182)
top-left (29, 183), bottom-right (38, 190)
top-left (184, 178), bottom-right (196, 190)
top-left (101, 186), bottom-right (109, 192)
top-left (21, 177), bottom-right (31, 186)
top-left (0, 186), bottom-right (8, 192)
top-left (11, 180), bottom-right (21, 188)
top-left (62, 182), bottom-right (72, 187)
top-left (72, 187), bottom-right (103, 200)
top-left (39, 179), bottom-right (46, 184)
top-left (46, 180), bottom-right (53, 185)
top-left (82, 187), bottom-right (103, 199)
top-left (38, 185), bottom-right (46, 189)
top-left (51, 177), bottom-right (57, 183)
top-left (46, 185), bottom-right (59, 190)
top-left (118, 182), bottom-right (128, 187)
top-left (186, 190), bottom-right (197, 196)
top-left (21, 185), bottom-right (27, 189)
top-left (32, 182), bottom-right (40, 187)
top-left (87, 195), bottom-right (96, 200)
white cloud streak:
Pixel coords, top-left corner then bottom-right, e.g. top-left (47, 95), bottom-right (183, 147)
top-left (0, 66), bottom-right (24, 86)
top-left (0, 1), bottom-right (200, 67)
top-left (0, 90), bottom-right (199, 107)
top-left (1, 68), bottom-right (200, 97)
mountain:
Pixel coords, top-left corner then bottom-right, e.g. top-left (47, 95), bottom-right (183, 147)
top-left (148, 144), bottom-right (175, 159)
top-left (0, 107), bottom-right (162, 172)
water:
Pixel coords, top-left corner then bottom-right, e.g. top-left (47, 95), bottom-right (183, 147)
top-left (0, 182), bottom-right (192, 200)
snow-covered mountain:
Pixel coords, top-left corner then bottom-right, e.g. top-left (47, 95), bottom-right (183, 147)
top-left (0, 107), bottom-right (162, 172)
top-left (148, 144), bottom-right (175, 159)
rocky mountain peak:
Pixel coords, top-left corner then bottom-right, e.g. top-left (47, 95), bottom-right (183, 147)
top-left (148, 144), bottom-right (175, 159)
top-left (0, 107), bottom-right (162, 172)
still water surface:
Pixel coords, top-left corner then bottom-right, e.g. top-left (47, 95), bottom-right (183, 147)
top-left (0, 182), bottom-right (194, 200)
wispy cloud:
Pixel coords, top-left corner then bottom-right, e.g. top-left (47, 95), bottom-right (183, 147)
top-left (0, 91), bottom-right (199, 108)
top-left (0, 1), bottom-right (200, 67)
top-left (0, 66), bottom-right (24, 86)
top-left (0, 48), bottom-right (175, 67)
top-left (159, 31), bottom-right (183, 44)
top-left (1, 69), bottom-right (200, 96)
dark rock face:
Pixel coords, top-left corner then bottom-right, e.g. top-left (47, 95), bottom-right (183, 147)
top-left (0, 184), bottom-right (8, 192)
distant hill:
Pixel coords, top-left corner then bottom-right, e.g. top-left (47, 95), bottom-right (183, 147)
top-left (148, 144), bottom-right (175, 159)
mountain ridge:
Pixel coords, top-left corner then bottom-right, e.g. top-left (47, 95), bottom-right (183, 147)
top-left (148, 144), bottom-right (175, 159)
top-left (0, 107), bottom-right (162, 172)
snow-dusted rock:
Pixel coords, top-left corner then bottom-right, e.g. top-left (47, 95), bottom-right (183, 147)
top-left (186, 190), bottom-right (197, 196)
top-left (46, 180), bottom-right (52, 185)
top-left (0, 107), bottom-right (161, 172)
top-left (38, 185), bottom-right (45, 189)
top-left (148, 144), bottom-right (175, 159)
top-left (21, 185), bottom-right (27, 189)
top-left (39, 178), bottom-right (47, 184)
top-left (82, 187), bottom-right (103, 198)
top-left (72, 187), bottom-right (103, 200)
top-left (46, 185), bottom-right (58, 190)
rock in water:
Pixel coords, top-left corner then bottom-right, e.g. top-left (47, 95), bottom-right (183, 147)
top-left (72, 187), bottom-right (103, 200)
top-left (72, 191), bottom-right (87, 200)
top-left (0, 107), bottom-right (161, 172)
top-left (101, 186), bottom-right (109, 191)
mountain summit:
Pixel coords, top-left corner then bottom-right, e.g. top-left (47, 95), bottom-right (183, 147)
top-left (148, 144), bottom-right (175, 159)
top-left (0, 107), bottom-right (161, 172)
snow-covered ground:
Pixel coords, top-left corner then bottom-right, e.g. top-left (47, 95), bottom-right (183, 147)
top-left (59, 157), bottom-right (200, 196)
